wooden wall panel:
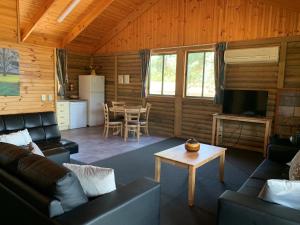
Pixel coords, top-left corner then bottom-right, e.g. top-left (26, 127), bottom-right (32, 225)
top-left (67, 52), bottom-right (90, 98)
top-left (285, 42), bottom-right (300, 88)
top-left (0, 41), bottom-right (55, 114)
top-left (0, 0), bottom-right (57, 115)
top-left (117, 54), bottom-right (142, 105)
top-left (146, 97), bottom-right (175, 136)
top-left (181, 99), bottom-right (221, 143)
top-left (94, 55), bottom-right (115, 103)
top-left (98, 0), bottom-right (300, 54)
top-left (0, 0), bottom-right (17, 42)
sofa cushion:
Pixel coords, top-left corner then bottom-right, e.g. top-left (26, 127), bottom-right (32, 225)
top-left (28, 127), bottom-right (46, 142)
top-left (23, 114), bottom-right (42, 128)
top-left (41, 112), bottom-right (57, 126)
top-left (250, 160), bottom-right (289, 181)
top-left (45, 125), bottom-right (61, 140)
top-left (0, 169), bottom-right (64, 218)
top-left (17, 154), bottom-right (88, 212)
top-left (0, 143), bottom-right (30, 173)
top-left (237, 178), bottom-right (266, 197)
top-left (0, 117), bottom-right (5, 133)
top-left (3, 115), bottom-right (25, 131)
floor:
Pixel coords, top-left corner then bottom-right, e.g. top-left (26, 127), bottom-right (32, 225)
top-left (92, 138), bottom-right (264, 225)
top-left (61, 126), bottom-right (167, 164)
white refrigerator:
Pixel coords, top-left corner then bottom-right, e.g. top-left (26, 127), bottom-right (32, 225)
top-left (79, 75), bottom-right (105, 126)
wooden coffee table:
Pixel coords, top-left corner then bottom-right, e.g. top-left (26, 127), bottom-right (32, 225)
top-left (154, 143), bottom-right (226, 207)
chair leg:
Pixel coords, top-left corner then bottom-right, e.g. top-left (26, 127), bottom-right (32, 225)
top-left (120, 124), bottom-right (123, 137)
top-left (124, 126), bottom-right (127, 142)
top-left (105, 126), bottom-right (109, 138)
top-left (103, 126), bottom-right (106, 137)
top-left (137, 126), bottom-right (140, 142)
top-left (146, 124), bottom-right (149, 136)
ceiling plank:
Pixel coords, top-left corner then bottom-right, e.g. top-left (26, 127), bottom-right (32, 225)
top-left (261, 0), bottom-right (300, 12)
top-left (21, 0), bottom-right (55, 42)
top-left (62, 0), bottom-right (114, 47)
top-left (93, 0), bottom-right (160, 53)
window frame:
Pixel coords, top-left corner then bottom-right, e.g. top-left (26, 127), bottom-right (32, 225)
top-left (148, 52), bottom-right (177, 96)
top-left (184, 49), bottom-right (216, 99)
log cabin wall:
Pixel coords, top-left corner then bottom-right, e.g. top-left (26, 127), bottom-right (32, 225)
top-left (94, 35), bottom-right (300, 152)
top-left (0, 0), bottom-right (56, 115)
top-left (93, 55), bottom-right (116, 103)
top-left (67, 53), bottom-right (91, 98)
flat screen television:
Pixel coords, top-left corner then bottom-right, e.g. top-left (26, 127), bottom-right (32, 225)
top-left (222, 90), bottom-right (268, 117)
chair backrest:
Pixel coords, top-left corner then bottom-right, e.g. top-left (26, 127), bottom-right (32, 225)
top-left (104, 104), bottom-right (110, 124)
top-left (124, 108), bottom-right (141, 124)
top-left (145, 103), bottom-right (152, 121)
top-left (112, 101), bottom-right (126, 107)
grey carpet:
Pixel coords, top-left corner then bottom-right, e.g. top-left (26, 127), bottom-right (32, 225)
top-left (82, 138), bottom-right (263, 225)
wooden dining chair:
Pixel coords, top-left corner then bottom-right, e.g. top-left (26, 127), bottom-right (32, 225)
top-left (124, 107), bottom-right (141, 142)
top-left (111, 101), bottom-right (126, 119)
top-left (103, 104), bottom-right (123, 138)
top-left (140, 103), bottom-right (151, 135)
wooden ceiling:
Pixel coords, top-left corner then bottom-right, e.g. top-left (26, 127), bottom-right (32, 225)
top-left (18, 0), bottom-right (300, 54)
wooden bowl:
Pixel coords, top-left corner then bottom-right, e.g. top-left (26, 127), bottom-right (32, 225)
top-left (185, 142), bottom-right (200, 152)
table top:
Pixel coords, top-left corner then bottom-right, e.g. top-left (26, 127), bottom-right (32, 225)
top-left (110, 106), bottom-right (146, 113)
top-left (154, 143), bottom-right (226, 167)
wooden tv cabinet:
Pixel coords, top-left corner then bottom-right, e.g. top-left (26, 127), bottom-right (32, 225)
top-left (211, 113), bottom-right (272, 157)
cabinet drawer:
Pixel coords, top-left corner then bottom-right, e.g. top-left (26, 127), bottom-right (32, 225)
top-left (56, 102), bottom-right (70, 112)
top-left (57, 112), bottom-right (69, 119)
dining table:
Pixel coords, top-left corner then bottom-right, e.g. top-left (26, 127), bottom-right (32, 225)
top-left (109, 105), bottom-right (147, 137)
top-left (109, 106), bottom-right (147, 114)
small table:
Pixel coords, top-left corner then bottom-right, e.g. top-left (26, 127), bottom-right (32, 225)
top-left (154, 143), bottom-right (226, 207)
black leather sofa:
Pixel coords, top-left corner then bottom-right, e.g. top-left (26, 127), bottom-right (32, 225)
top-left (217, 136), bottom-right (300, 225)
top-left (0, 111), bottom-right (78, 164)
top-left (0, 143), bottom-right (161, 225)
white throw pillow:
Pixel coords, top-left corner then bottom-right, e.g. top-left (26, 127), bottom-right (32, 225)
top-left (63, 163), bottom-right (116, 197)
top-left (258, 179), bottom-right (300, 210)
top-left (289, 150), bottom-right (300, 180)
top-left (30, 142), bottom-right (44, 157)
top-left (0, 129), bottom-right (32, 146)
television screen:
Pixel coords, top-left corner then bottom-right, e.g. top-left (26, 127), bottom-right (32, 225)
top-left (222, 90), bottom-right (268, 117)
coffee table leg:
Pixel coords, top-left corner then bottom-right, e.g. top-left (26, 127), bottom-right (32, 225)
top-left (219, 153), bottom-right (225, 182)
top-left (188, 166), bottom-right (196, 207)
top-left (155, 157), bottom-right (161, 182)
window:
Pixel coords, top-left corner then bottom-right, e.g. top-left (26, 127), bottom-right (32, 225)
top-left (185, 51), bottom-right (215, 98)
top-left (149, 54), bottom-right (177, 95)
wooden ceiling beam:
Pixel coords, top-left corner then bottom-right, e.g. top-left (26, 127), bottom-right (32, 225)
top-left (93, 0), bottom-right (160, 53)
top-left (261, 0), bottom-right (300, 12)
top-left (21, 0), bottom-right (55, 42)
top-left (61, 0), bottom-right (114, 47)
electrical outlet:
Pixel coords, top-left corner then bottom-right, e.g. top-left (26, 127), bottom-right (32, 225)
top-left (48, 94), bottom-right (53, 101)
top-left (41, 95), bottom-right (46, 102)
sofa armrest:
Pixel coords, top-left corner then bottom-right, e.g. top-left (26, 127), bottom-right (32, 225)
top-left (267, 144), bottom-right (299, 163)
top-left (54, 177), bottom-right (160, 225)
top-left (44, 147), bottom-right (70, 165)
top-left (218, 190), bottom-right (300, 225)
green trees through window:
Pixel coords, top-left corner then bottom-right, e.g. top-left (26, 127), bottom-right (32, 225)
top-left (186, 51), bottom-right (215, 97)
top-left (149, 54), bottom-right (177, 95)
top-left (148, 49), bottom-right (215, 98)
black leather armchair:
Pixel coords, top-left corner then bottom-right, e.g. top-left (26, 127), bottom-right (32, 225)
top-left (0, 112), bottom-right (78, 164)
top-left (217, 136), bottom-right (300, 225)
